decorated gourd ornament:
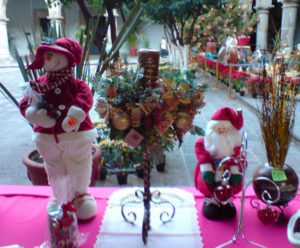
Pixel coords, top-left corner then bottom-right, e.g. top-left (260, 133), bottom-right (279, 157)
top-left (19, 38), bottom-right (98, 221)
top-left (175, 112), bottom-right (191, 130)
top-left (112, 112), bottom-right (131, 130)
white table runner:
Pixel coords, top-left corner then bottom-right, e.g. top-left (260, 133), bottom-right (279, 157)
top-left (94, 188), bottom-right (203, 248)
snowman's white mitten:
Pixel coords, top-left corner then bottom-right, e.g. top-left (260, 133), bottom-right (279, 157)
top-left (62, 106), bottom-right (86, 132)
top-left (25, 106), bottom-right (56, 128)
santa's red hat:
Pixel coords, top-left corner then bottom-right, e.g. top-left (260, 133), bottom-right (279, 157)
top-left (27, 38), bottom-right (82, 70)
top-left (210, 107), bottom-right (243, 131)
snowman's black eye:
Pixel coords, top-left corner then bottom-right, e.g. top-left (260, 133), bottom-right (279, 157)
top-left (45, 52), bottom-right (53, 61)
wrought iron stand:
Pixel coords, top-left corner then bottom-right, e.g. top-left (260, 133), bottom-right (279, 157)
top-left (217, 132), bottom-right (267, 248)
top-left (121, 154), bottom-right (175, 244)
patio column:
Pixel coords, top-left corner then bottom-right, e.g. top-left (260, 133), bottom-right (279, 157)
top-left (45, 0), bottom-right (64, 37)
top-left (0, 0), bottom-right (13, 64)
top-left (255, 0), bottom-right (274, 51)
top-left (278, 0), bottom-right (300, 48)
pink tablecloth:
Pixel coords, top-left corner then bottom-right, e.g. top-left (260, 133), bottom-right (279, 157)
top-left (0, 185), bottom-right (299, 248)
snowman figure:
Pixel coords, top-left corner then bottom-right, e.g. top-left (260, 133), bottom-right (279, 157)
top-left (19, 38), bottom-right (98, 221)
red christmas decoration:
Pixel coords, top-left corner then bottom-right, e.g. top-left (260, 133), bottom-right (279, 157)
top-left (214, 185), bottom-right (233, 202)
top-left (237, 35), bottom-right (251, 46)
top-left (257, 207), bottom-right (279, 225)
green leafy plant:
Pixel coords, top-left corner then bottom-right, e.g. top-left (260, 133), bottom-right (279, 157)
top-left (93, 119), bottom-right (111, 144)
top-left (99, 139), bottom-right (143, 170)
top-left (127, 31), bottom-right (138, 48)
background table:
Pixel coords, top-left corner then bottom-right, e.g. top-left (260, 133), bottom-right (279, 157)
top-left (0, 185), bottom-right (298, 247)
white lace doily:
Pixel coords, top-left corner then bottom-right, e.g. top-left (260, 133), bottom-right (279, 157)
top-left (94, 187), bottom-right (203, 248)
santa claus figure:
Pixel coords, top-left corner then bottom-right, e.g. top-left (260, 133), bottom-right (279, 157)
top-left (194, 107), bottom-right (243, 220)
top-left (19, 38), bottom-right (98, 221)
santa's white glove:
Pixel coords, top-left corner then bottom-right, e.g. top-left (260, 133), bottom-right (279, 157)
top-left (25, 106), bottom-right (56, 128)
top-left (62, 106), bottom-right (86, 132)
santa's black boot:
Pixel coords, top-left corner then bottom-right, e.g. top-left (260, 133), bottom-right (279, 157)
top-left (202, 197), bottom-right (222, 220)
top-left (219, 200), bottom-right (237, 220)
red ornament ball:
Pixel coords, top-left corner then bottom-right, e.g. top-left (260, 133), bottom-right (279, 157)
top-left (257, 207), bottom-right (279, 225)
top-left (214, 184), bottom-right (233, 202)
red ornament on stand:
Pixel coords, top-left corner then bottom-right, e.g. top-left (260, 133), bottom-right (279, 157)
top-left (257, 206), bottom-right (280, 225)
top-left (214, 184), bottom-right (233, 203)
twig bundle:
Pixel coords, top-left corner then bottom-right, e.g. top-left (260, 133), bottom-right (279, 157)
top-left (259, 60), bottom-right (296, 168)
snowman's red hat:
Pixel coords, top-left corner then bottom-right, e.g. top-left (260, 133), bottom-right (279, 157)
top-left (27, 38), bottom-right (82, 70)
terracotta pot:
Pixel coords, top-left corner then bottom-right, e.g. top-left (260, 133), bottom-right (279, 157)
top-left (22, 144), bottom-right (102, 186)
top-left (129, 48), bottom-right (137, 56)
top-left (253, 163), bottom-right (299, 206)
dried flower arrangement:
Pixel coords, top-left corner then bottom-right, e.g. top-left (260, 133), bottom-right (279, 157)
top-left (258, 60), bottom-right (297, 169)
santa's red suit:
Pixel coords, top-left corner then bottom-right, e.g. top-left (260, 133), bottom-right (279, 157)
top-left (194, 138), bottom-right (242, 197)
top-left (19, 38), bottom-right (97, 221)
top-left (194, 107), bottom-right (244, 198)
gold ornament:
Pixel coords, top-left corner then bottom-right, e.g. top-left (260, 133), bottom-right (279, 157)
top-left (175, 113), bottom-right (191, 129)
top-left (112, 112), bottom-right (131, 130)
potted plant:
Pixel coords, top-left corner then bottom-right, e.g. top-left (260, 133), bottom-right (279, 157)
top-left (127, 31), bottom-right (138, 56)
top-left (98, 139), bottom-right (143, 185)
top-left (252, 61), bottom-right (298, 206)
top-left (238, 80), bottom-right (246, 96)
top-left (245, 76), bottom-right (263, 98)
top-left (135, 163), bottom-right (144, 178)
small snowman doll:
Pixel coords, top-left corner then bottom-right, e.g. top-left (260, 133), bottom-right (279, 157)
top-left (19, 38), bottom-right (98, 221)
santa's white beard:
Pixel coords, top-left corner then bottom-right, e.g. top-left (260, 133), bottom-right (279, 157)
top-left (204, 127), bottom-right (242, 159)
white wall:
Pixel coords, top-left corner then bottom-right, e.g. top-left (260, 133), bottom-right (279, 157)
top-left (5, 0), bottom-right (165, 57)
top-left (64, 4), bottom-right (81, 40)
top-left (117, 18), bottom-right (164, 56)
top-left (7, 0), bottom-right (46, 56)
